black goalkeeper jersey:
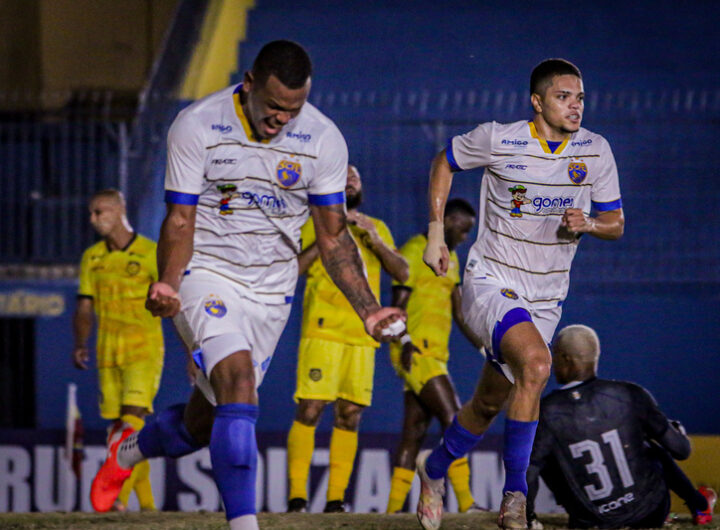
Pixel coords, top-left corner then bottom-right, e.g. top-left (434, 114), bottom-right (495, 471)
top-left (527, 377), bottom-right (685, 528)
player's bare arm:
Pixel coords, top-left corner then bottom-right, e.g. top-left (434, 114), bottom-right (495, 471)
top-left (146, 202), bottom-right (196, 318)
top-left (561, 207), bottom-right (624, 240)
top-left (451, 286), bottom-right (483, 349)
top-left (424, 150), bottom-right (454, 276)
top-left (71, 296), bottom-right (94, 369)
top-left (297, 241), bottom-right (320, 275)
top-left (311, 202), bottom-right (405, 340)
top-left (347, 210), bottom-right (409, 283)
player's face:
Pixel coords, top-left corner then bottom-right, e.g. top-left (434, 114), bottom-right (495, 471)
top-left (243, 73), bottom-right (310, 140)
top-left (552, 348), bottom-right (573, 384)
top-left (444, 212), bottom-right (475, 251)
top-left (533, 74), bottom-right (584, 136)
top-left (345, 166), bottom-right (363, 209)
top-left (89, 197), bottom-right (123, 237)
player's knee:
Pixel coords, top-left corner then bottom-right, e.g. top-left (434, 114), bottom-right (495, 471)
top-left (514, 350), bottom-right (551, 389)
top-left (295, 399), bottom-right (326, 426)
top-left (334, 402), bottom-right (364, 431)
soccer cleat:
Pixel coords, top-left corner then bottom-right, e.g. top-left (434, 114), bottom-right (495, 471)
top-left (323, 500), bottom-right (348, 513)
top-left (694, 486), bottom-right (717, 525)
top-left (90, 425), bottom-right (134, 512)
top-left (287, 497), bottom-right (308, 513)
top-left (416, 449), bottom-right (445, 530)
top-left (464, 502), bottom-right (488, 513)
top-left (498, 491), bottom-right (527, 529)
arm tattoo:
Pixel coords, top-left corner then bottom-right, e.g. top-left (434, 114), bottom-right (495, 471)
top-left (316, 204), bottom-right (379, 320)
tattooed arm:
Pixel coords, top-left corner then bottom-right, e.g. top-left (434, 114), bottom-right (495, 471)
top-left (310, 202), bottom-right (405, 340)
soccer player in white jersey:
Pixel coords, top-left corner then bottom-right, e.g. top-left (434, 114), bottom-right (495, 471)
top-left (415, 58), bottom-right (625, 530)
top-left (90, 40), bottom-right (405, 530)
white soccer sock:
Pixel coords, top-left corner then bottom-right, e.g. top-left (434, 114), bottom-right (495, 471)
top-left (117, 432), bottom-right (145, 469)
top-left (229, 514), bottom-right (259, 530)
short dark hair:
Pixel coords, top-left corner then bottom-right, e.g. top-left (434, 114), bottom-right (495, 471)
top-left (445, 198), bottom-right (476, 218)
top-left (530, 58), bottom-right (582, 96)
top-left (252, 40), bottom-right (312, 89)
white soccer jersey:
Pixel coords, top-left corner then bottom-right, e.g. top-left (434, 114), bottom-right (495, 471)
top-left (165, 84), bottom-right (348, 304)
top-left (448, 119), bottom-right (621, 309)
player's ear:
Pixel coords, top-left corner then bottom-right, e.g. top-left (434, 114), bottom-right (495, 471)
top-left (243, 71), bottom-right (254, 92)
top-left (531, 93), bottom-right (543, 113)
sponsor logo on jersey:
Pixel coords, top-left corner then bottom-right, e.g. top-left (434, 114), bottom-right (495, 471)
top-left (568, 162), bottom-right (588, 184)
top-left (241, 191), bottom-right (287, 213)
top-left (508, 185), bottom-right (531, 217)
top-left (505, 164), bottom-right (527, 170)
top-left (501, 138), bottom-right (529, 146)
top-left (211, 158), bottom-right (237, 165)
top-left (211, 124), bottom-right (232, 133)
top-left (571, 139), bottom-right (592, 147)
top-left (217, 184), bottom-right (240, 215)
top-left (309, 368), bottom-right (322, 381)
top-left (276, 159), bottom-right (302, 188)
top-left (532, 195), bottom-right (575, 214)
top-left (126, 261), bottom-right (140, 276)
top-left (500, 288), bottom-right (518, 300)
top-left (204, 296), bottom-right (227, 318)
top-left (286, 131), bottom-right (312, 143)
top-left (599, 492), bottom-right (635, 514)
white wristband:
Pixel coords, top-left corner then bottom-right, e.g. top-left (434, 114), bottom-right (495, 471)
top-left (400, 333), bottom-right (412, 345)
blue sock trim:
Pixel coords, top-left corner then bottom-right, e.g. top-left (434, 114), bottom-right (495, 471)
top-left (210, 403), bottom-right (259, 520)
top-left (426, 416), bottom-right (484, 480)
top-left (503, 419), bottom-right (538, 495)
top-left (138, 403), bottom-right (203, 458)
top-left (491, 307), bottom-right (532, 363)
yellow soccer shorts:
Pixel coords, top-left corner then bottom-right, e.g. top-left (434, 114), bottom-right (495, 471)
top-left (98, 355), bottom-right (163, 419)
top-left (389, 343), bottom-right (449, 395)
top-left (294, 337), bottom-right (375, 406)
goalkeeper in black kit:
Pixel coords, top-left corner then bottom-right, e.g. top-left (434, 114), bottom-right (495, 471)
top-left (526, 324), bottom-right (716, 528)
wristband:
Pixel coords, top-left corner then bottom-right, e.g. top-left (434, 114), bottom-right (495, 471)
top-left (400, 333), bottom-right (412, 345)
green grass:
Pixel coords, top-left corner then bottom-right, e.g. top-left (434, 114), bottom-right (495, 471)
top-left (0, 511), bottom-right (710, 529)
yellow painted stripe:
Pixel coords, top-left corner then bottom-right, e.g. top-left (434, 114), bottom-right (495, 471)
top-left (180, 0), bottom-right (255, 100)
top-left (528, 121), bottom-right (569, 154)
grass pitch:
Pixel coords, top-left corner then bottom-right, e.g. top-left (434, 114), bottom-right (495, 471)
top-left (0, 511), bottom-right (709, 529)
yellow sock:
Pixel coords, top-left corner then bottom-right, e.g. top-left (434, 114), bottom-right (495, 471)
top-left (287, 421), bottom-right (316, 500)
top-left (120, 414), bottom-right (155, 510)
top-left (448, 456), bottom-right (474, 512)
top-left (387, 466), bottom-right (415, 513)
top-left (327, 427), bottom-right (358, 503)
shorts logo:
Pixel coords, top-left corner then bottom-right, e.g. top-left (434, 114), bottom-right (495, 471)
top-left (276, 159), bottom-right (302, 188)
top-left (126, 261), bottom-right (140, 276)
top-left (309, 368), bottom-right (322, 382)
top-left (500, 288), bottom-right (519, 300)
top-left (568, 162), bottom-right (588, 184)
top-left (204, 296), bottom-right (227, 318)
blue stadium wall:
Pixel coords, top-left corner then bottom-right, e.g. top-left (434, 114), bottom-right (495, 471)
top-left (4, 0), bottom-right (719, 436)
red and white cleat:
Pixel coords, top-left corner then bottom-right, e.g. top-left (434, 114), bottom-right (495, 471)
top-left (416, 450), bottom-right (445, 530)
top-left (90, 424), bottom-right (134, 512)
top-left (694, 486), bottom-right (717, 525)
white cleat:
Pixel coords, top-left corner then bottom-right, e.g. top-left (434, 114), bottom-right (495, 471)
top-left (497, 491), bottom-right (527, 529)
top-left (416, 449), bottom-right (445, 530)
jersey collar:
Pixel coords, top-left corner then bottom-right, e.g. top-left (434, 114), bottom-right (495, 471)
top-left (232, 84), bottom-right (270, 144)
top-left (528, 121), bottom-right (569, 155)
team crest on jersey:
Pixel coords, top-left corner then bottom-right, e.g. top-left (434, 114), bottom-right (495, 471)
top-left (126, 261), bottom-right (140, 276)
top-left (568, 162), bottom-right (588, 184)
top-left (276, 159), bottom-right (302, 188)
top-left (309, 368), bottom-right (322, 382)
top-left (204, 295), bottom-right (227, 318)
top-left (500, 288), bottom-right (519, 300)
top-left (508, 185), bottom-right (532, 218)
